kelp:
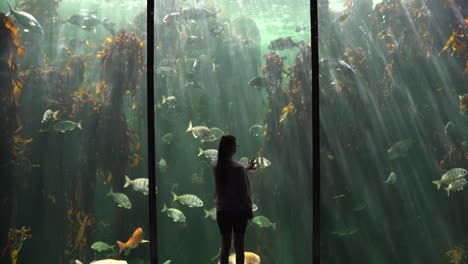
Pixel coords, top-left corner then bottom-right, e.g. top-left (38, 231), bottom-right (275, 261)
top-left (1, 227), bottom-right (32, 264)
top-left (447, 244), bottom-right (467, 264)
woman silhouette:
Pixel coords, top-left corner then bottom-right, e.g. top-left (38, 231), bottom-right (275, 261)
top-left (212, 135), bottom-right (257, 264)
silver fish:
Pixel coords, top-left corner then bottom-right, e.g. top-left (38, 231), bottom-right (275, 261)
top-left (249, 124), bottom-right (264, 136)
top-left (157, 158), bottom-right (167, 172)
top-left (387, 139), bottom-right (414, 160)
top-left (209, 127), bottom-right (224, 139)
top-left (41, 109), bottom-right (59, 123)
top-left (7, 3), bottom-right (43, 34)
top-left (124, 175), bottom-right (158, 195)
top-left (445, 121), bottom-right (455, 135)
top-left (253, 216), bottom-right (276, 230)
top-left (186, 121), bottom-right (216, 142)
top-left (384, 172), bottom-right (397, 184)
top-left (53, 120), bottom-right (82, 133)
top-left (445, 178), bottom-right (467, 196)
top-left (204, 207), bottom-right (217, 220)
top-left (161, 133), bottom-right (174, 144)
top-left (198, 148), bottom-right (218, 160)
top-left (161, 95), bottom-right (176, 108)
top-left (161, 204), bottom-right (186, 222)
top-left (106, 187), bottom-right (132, 209)
top-left (267, 37), bottom-right (304, 50)
top-left (433, 168), bottom-right (468, 190)
top-left (172, 192), bottom-right (203, 207)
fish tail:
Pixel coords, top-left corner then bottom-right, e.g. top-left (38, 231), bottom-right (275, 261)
top-left (53, 110), bottom-right (59, 120)
top-left (204, 209), bottom-right (209, 218)
top-left (162, 95), bottom-right (166, 104)
top-left (172, 192), bottom-right (178, 203)
top-left (186, 121), bottom-right (192, 132)
top-left (117, 241), bottom-right (125, 256)
top-left (272, 223), bottom-right (276, 230)
top-left (445, 187), bottom-right (450, 197)
top-left (432, 180), bottom-right (441, 190)
top-left (75, 261), bottom-right (83, 264)
top-left (124, 175), bottom-right (131, 188)
top-left (161, 203), bottom-right (167, 212)
top-left (7, 2), bottom-right (12, 12)
top-left (198, 147), bottom-right (204, 157)
top-left (76, 121), bottom-right (82, 130)
top-left (106, 186), bottom-right (113, 196)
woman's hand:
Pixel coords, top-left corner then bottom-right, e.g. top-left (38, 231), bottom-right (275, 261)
top-left (246, 158), bottom-right (258, 171)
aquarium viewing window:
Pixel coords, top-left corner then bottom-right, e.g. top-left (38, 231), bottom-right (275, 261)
top-left (0, 0), bottom-right (313, 264)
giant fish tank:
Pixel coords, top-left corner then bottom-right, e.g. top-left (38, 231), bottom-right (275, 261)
top-left (320, 0), bottom-right (468, 263)
top-left (0, 0), bottom-right (312, 263)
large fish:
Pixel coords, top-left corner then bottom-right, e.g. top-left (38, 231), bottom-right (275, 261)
top-left (186, 120), bottom-right (216, 142)
top-left (7, 3), bottom-right (43, 34)
top-left (161, 204), bottom-right (186, 222)
top-left (106, 187), bottom-right (132, 209)
top-left (172, 192), bottom-right (203, 207)
top-left (267, 37), bottom-right (304, 50)
top-left (124, 175), bottom-right (157, 195)
top-left (116, 227), bottom-right (149, 256)
top-left (67, 14), bottom-right (101, 32)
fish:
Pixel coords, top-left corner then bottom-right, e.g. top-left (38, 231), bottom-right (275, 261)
top-left (209, 127), bottom-right (224, 139)
top-left (254, 157), bottom-right (271, 168)
top-left (106, 187), bottom-right (132, 209)
top-left (53, 120), bottom-right (82, 133)
top-left (239, 157), bottom-right (249, 168)
top-left (162, 261), bottom-right (171, 264)
top-left (267, 37), bottom-right (304, 50)
top-left (156, 66), bottom-right (175, 77)
top-left (172, 192), bottom-right (204, 207)
top-left (332, 194), bottom-right (346, 200)
top-left (162, 12), bottom-right (180, 25)
top-left (161, 204), bottom-right (186, 222)
top-left (248, 76), bottom-right (275, 89)
top-left (76, 260), bottom-right (127, 264)
top-left (204, 207), bottom-right (217, 220)
top-left (319, 58), bottom-right (357, 80)
top-left (162, 133), bottom-right (174, 144)
top-left (7, 3), bottom-right (43, 34)
top-left (66, 14), bottom-right (101, 32)
top-left (198, 148), bottom-right (218, 160)
top-left (445, 121), bottom-right (455, 135)
top-left (249, 124), bottom-right (263, 136)
top-left (295, 25), bottom-right (307, 32)
top-left (186, 121), bottom-right (216, 142)
top-left (116, 227), bottom-right (149, 256)
top-left (384, 172), bottom-right (397, 184)
top-left (210, 26), bottom-right (224, 37)
top-left (101, 17), bottom-right (116, 36)
top-left (445, 178), bottom-right (467, 196)
top-left (186, 35), bottom-right (203, 44)
top-left (433, 168), bottom-right (468, 190)
top-left (91, 241), bottom-right (115, 252)
top-left (161, 95), bottom-right (176, 108)
top-left (124, 175), bottom-right (157, 195)
top-left (253, 216), bottom-right (276, 230)
top-left (180, 7), bottom-right (218, 20)
top-left (41, 109), bottom-right (59, 123)
top-left (226, 252), bottom-right (261, 264)
top-left (459, 94), bottom-right (468, 118)
top-left (332, 227), bottom-right (359, 237)
top-left (157, 158), bottom-right (167, 172)
top-left (387, 139), bottom-right (414, 160)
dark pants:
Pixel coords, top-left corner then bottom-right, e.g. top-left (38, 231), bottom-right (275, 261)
top-left (216, 211), bottom-right (250, 235)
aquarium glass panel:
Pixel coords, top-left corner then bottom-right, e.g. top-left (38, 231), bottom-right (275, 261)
top-left (0, 0), bottom-right (148, 263)
top-left (155, 0), bottom-right (312, 263)
top-left (319, 0), bottom-right (468, 263)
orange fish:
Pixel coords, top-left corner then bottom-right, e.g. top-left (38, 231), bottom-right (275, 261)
top-left (117, 227), bottom-right (149, 256)
top-left (460, 94), bottom-right (468, 116)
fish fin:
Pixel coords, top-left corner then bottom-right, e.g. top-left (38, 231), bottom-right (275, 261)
top-left (272, 223), bottom-right (276, 230)
top-left (75, 261), bottom-right (83, 264)
top-left (204, 209), bottom-right (209, 218)
top-left (432, 180), bottom-right (441, 190)
top-left (186, 121), bottom-right (193, 132)
top-left (141, 239), bottom-right (150, 243)
top-left (161, 203), bottom-right (167, 212)
top-left (23, 29), bottom-right (30, 33)
top-left (172, 192), bottom-right (178, 203)
top-left (143, 192), bottom-right (149, 195)
top-left (116, 241), bottom-right (125, 256)
top-left (7, 2), bottom-right (13, 12)
top-left (106, 186), bottom-right (113, 196)
top-left (162, 95), bottom-right (166, 104)
top-left (192, 131), bottom-right (198, 138)
top-left (77, 121), bottom-right (82, 130)
top-left (53, 110), bottom-right (59, 120)
top-left (124, 175), bottom-right (131, 188)
top-left (445, 187), bottom-right (450, 197)
top-left (198, 147), bottom-right (204, 157)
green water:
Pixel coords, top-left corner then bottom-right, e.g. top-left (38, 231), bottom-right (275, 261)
top-left (0, 0), bottom-right (312, 263)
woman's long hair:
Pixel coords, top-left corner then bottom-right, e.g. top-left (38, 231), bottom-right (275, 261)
top-left (215, 135), bottom-right (236, 189)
